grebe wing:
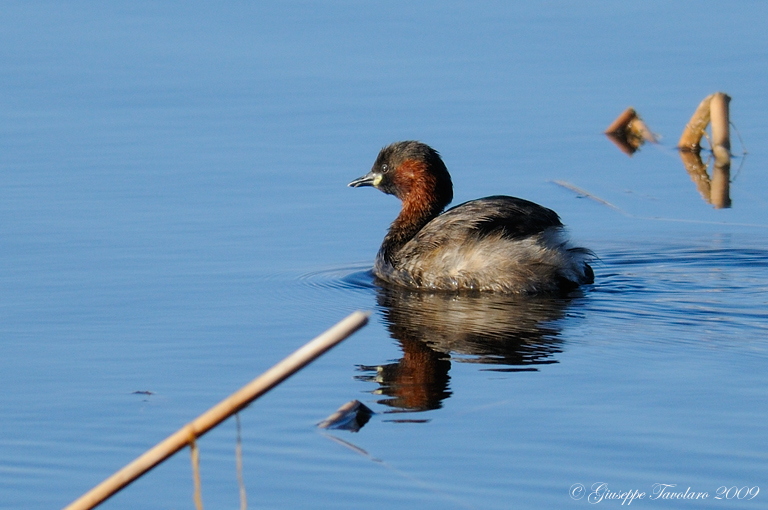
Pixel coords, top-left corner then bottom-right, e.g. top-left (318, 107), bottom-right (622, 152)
top-left (420, 195), bottom-right (563, 243)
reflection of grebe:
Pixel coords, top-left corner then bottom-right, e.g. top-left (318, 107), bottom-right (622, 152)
top-left (349, 141), bottom-right (594, 293)
top-left (357, 286), bottom-right (574, 412)
top-left (377, 286), bottom-right (569, 365)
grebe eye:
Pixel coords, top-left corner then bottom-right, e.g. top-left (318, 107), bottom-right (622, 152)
top-left (381, 164), bottom-right (389, 173)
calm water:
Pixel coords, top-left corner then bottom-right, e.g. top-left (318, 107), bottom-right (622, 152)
top-left (1, 2), bottom-right (767, 509)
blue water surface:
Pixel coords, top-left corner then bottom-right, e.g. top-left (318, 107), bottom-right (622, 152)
top-left (1, 1), bottom-right (767, 509)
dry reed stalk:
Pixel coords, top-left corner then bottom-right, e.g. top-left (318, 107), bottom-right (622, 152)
top-left (678, 94), bottom-right (715, 151)
top-left (236, 414), bottom-right (247, 510)
top-left (710, 93), bottom-right (731, 151)
top-left (63, 311), bottom-right (370, 510)
top-left (190, 438), bottom-right (203, 510)
top-left (604, 107), bottom-right (638, 134)
top-left (710, 93), bottom-right (732, 208)
top-left (605, 107), bottom-right (657, 155)
top-left (678, 92), bottom-right (732, 208)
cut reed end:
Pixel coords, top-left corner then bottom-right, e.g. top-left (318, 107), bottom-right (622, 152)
top-left (604, 107), bottom-right (638, 134)
top-left (604, 107), bottom-right (656, 155)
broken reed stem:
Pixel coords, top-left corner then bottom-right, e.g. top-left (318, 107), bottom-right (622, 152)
top-left (604, 106), bottom-right (657, 155)
top-left (711, 88), bottom-right (732, 208)
top-left (710, 93), bottom-right (731, 151)
top-left (236, 414), bottom-right (247, 510)
top-left (605, 107), bottom-right (655, 141)
top-left (679, 92), bottom-right (731, 153)
top-left (604, 107), bottom-right (638, 134)
top-left (678, 94), bottom-right (714, 151)
top-left (63, 311), bottom-right (370, 510)
top-left (680, 95), bottom-right (714, 150)
top-left (632, 118), bottom-right (656, 143)
top-left (190, 438), bottom-right (203, 510)
top-left (678, 92), bottom-right (733, 208)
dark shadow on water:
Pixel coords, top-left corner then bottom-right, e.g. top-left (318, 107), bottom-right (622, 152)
top-left (357, 285), bottom-right (581, 413)
top-left (341, 269), bottom-right (379, 290)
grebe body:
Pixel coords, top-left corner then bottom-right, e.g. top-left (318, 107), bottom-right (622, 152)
top-left (349, 141), bottom-right (593, 293)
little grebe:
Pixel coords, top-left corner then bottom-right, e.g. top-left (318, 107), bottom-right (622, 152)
top-left (349, 141), bottom-right (594, 293)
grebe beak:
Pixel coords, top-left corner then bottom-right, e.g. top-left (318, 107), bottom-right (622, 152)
top-left (348, 171), bottom-right (378, 188)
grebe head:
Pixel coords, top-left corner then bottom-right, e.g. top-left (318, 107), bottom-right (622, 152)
top-left (348, 141), bottom-right (453, 211)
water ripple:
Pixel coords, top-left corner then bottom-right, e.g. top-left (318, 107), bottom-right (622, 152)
top-left (298, 263), bottom-right (378, 293)
top-left (588, 243), bottom-right (768, 345)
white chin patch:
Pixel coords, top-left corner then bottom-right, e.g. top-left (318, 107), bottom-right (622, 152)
top-left (373, 174), bottom-right (383, 187)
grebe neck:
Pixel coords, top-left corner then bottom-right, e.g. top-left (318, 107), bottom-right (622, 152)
top-left (380, 198), bottom-right (441, 262)
top-left (380, 159), bottom-right (452, 265)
